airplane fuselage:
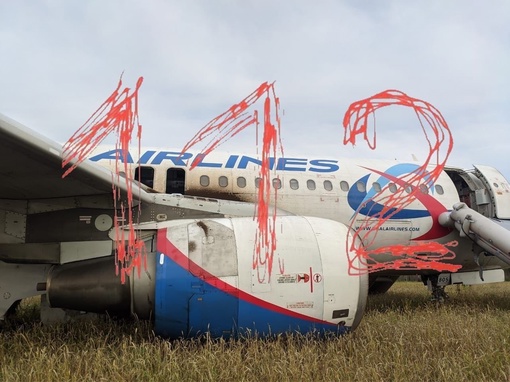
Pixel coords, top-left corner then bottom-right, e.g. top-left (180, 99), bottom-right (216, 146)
top-left (89, 148), bottom-right (510, 276)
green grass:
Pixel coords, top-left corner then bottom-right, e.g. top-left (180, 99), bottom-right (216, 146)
top-left (2, 282), bottom-right (510, 381)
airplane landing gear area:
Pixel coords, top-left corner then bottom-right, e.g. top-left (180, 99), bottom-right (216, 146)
top-left (421, 274), bottom-right (449, 302)
top-left (368, 275), bottom-right (399, 295)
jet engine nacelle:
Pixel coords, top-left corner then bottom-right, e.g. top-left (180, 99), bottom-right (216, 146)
top-left (47, 216), bottom-right (368, 338)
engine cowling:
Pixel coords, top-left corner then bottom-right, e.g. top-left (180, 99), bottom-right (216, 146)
top-left (47, 216), bottom-right (368, 338)
top-left (155, 216), bottom-right (368, 337)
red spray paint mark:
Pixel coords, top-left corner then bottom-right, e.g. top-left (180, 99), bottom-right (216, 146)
top-left (342, 89), bottom-right (460, 275)
top-left (62, 75), bottom-right (146, 283)
top-left (180, 82), bottom-right (284, 282)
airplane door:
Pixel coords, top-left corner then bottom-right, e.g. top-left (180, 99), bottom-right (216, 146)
top-left (474, 165), bottom-right (510, 219)
top-left (166, 168), bottom-right (186, 194)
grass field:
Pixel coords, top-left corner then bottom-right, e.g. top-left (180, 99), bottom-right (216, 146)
top-left (2, 282), bottom-right (510, 381)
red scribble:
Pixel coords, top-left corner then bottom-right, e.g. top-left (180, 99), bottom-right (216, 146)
top-left (62, 75), bottom-right (146, 283)
top-left (180, 82), bottom-right (284, 282)
top-left (342, 89), bottom-right (460, 275)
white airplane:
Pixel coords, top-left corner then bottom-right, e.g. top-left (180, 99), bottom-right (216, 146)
top-left (1, 112), bottom-right (509, 338)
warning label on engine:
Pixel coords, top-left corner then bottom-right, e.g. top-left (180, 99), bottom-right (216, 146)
top-left (287, 301), bottom-right (314, 309)
top-left (277, 274), bottom-right (298, 284)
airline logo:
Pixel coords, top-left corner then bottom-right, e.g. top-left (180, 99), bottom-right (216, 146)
top-left (347, 164), bottom-right (430, 219)
top-left (347, 163), bottom-right (451, 240)
top-left (90, 149), bottom-right (340, 173)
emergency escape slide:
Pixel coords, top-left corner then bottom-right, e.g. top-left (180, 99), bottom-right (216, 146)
top-left (440, 202), bottom-right (510, 266)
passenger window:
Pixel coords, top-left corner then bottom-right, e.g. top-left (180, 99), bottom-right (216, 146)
top-left (419, 184), bottom-right (429, 194)
top-left (135, 166), bottom-right (155, 188)
top-left (435, 184), bottom-right (444, 195)
top-left (388, 182), bottom-right (397, 193)
top-left (340, 181), bottom-right (349, 192)
top-left (356, 181), bottom-right (366, 192)
top-left (218, 176), bottom-right (228, 187)
top-left (290, 179), bottom-right (299, 190)
top-left (372, 182), bottom-right (381, 192)
top-left (237, 177), bottom-right (246, 188)
top-left (307, 180), bottom-right (316, 190)
top-left (255, 177), bottom-right (261, 188)
top-left (273, 178), bottom-right (282, 189)
top-left (200, 175), bottom-right (210, 187)
top-left (405, 185), bottom-right (413, 194)
top-left (323, 180), bottom-right (333, 191)
top-left (166, 168), bottom-right (185, 194)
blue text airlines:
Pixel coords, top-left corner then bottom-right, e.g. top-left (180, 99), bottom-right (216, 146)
top-left (89, 149), bottom-right (340, 173)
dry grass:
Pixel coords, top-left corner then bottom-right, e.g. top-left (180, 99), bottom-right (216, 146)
top-left (2, 282), bottom-right (510, 381)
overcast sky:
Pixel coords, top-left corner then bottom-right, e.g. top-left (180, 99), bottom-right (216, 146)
top-left (1, 1), bottom-right (509, 177)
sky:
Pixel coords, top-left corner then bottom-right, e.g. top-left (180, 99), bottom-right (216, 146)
top-left (1, 1), bottom-right (509, 177)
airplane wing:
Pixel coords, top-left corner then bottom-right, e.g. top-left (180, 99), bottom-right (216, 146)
top-left (0, 112), bottom-right (288, 266)
top-left (0, 112), bottom-right (153, 202)
top-left (0, 113), bottom-right (284, 243)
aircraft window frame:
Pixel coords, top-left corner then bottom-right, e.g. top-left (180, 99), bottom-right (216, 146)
top-left (388, 182), bottom-right (397, 193)
top-left (134, 166), bottom-right (155, 188)
top-left (255, 177), bottom-right (261, 188)
top-left (419, 184), bottom-right (429, 194)
top-left (290, 179), bottom-right (299, 190)
top-left (323, 180), bottom-right (333, 191)
top-left (435, 184), bottom-right (444, 195)
top-left (340, 181), bottom-right (349, 192)
top-left (372, 182), bottom-right (381, 193)
top-left (356, 181), bottom-right (366, 193)
top-left (237, 176), bottom-right (246, 188)
top-left (200, 175), bottom-right (210, 187)
top-left (307, 179), bottom-right (316, 191)
top-left (405, 185), bottom-right (413, 194)
top-left (218, 176), bottom-right (228, 188)
top-left (273, 178), bottom-right (282, 189)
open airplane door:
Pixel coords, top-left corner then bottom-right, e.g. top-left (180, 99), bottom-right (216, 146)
top-left (474, 165), bottom-right (510, 219)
